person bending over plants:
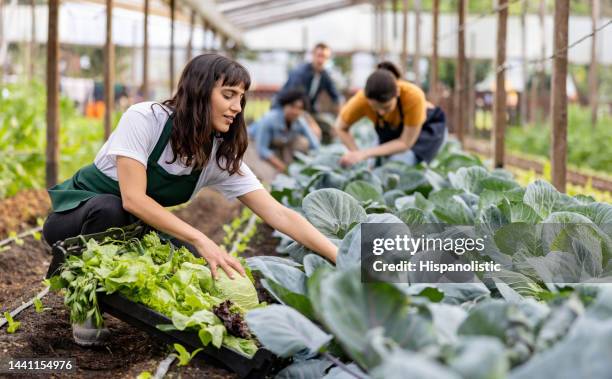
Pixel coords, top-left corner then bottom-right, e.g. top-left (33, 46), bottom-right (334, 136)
top-left (42, 54), bottom-right (337, 346)
top-left (335, 61), bottom-right (447, 167)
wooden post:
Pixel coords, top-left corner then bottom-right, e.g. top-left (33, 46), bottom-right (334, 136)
top-left (588, 0), bottom-right (600, 127)
top-left (221, 35), bottom-right (228, 54)
top-left (377, 0), bottom-right (384, 59)
top-left (454, 0), bottom-right (466, 143)
top-left (46, 0), bottom-right (60, 187)
top-left (537, 0), bottom-right (546, 121)
top-left (301, 25), bottom-right (308, 59)
top-left (372, 1), bottom-right (378, 55)
top-left (142, 0), bottom-right (149, 99)
top-left (392, 0), bottom-right (398, 40)
top-left (27, 0), bottom-right (36, 81)
top-left (520, 0), bottom-right (528, 125)
top-left (201, 18), bottom-right (207, 52)
top-left (104, 0), bottom-right (114, 140)
top-left (187, 9), bottom-right (195, 62)
top-left (169, 0), bottom-right (175, 93)
top-left (551, 0), bottom-right (569, 192)
top-left (412, 0), bottom-right (421, 85)
top-left (400, 0), bottom-right (408, 76)
top-left (382, 0), bottom-right (387, 59)
top-left (430, 0), bottom-right (439, 101)
top-left (0, 0), bottom-right (4, 84)
top-left (468, 32), bottom-right (476, 136)
top-left (493, 0), bottom-right (508, 168)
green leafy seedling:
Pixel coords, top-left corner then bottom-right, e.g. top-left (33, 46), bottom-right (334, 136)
top-left (136, 371), bottom-right (152, 379)
top-left (3, 312), bottom-right (21, 333)
top-left (33, 298), bottom-right (49, 313)
top-left (173, 343), bottom-right (203, 367)
top-left (8, 231), bottom-right (24, 246)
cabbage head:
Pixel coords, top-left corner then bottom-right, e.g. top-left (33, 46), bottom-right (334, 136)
top-left (211, 271), bottom-right (259, 311)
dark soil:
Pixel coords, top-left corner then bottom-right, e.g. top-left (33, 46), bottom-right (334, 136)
top-left (0, 189), bottom-right (50, 240)
top-left (0, 238), bottom-right (51, 313)
top-left (0, 188), bottom-right (284, 379)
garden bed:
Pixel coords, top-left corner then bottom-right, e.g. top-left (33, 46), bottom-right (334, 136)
top-left (0, 188), bottom-right (282, 378)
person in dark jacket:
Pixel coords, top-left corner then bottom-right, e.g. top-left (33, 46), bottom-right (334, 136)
top-left (275, 43), bottom-right (342, 143)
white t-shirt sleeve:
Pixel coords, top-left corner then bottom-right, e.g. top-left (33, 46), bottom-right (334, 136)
top-left (105, 109), bottom-right (158, 167)
top-left (209, 160), bottom-right (264, 200)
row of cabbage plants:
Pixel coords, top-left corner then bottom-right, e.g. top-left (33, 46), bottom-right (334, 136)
top-left (244, 140), bottom-right (612, 379)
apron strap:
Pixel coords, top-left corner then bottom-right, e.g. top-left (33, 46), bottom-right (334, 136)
top-left (149, 114), bottom-right (174, 163)
top-left (396, 95), bottom-right (404, 128)
top-left (375, 95), bottom-right (404, 129)
top-left (375, 96), bottom-right (404, 143)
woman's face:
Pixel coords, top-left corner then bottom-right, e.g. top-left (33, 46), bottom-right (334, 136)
top-left (210, 82), bottom-right (245, 133)
top-left (367, 97), bottom-right (398, 117)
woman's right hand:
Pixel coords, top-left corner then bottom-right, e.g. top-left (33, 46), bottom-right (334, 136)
top-left (194, 237), bottom-right (246, 280)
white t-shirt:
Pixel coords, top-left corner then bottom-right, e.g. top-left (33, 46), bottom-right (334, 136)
top-left (94, 101), bottom-right (263, 200)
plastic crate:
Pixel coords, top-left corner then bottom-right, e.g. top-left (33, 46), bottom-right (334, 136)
top-left (45, 225), bottom-right (276, 379)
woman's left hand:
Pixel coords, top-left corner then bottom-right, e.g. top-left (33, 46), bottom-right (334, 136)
top-left (339, 150), bottom-right (366, 167)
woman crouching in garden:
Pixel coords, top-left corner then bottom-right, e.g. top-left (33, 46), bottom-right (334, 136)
top-left (42, 53), bottom-right (337, 346)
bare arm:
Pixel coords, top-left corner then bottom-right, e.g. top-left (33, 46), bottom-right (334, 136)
top-left (302, 112), bottom-right (322, 140)
top-left (266, 155), bottom-right (287, 172)
top-left (116, 156), bottom-right (245, 279)
top-left (239, 189), bottom-right (338, 263)
top-left (334, 117), bottom-right (359, 151)
top-left (339, 124), bottom-right (422, 167)
top-left (362, 123), bottom-right (422, 158)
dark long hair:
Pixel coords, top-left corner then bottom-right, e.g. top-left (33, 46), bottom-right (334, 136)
top-left (376, 61), bottom-right (402, 79)
top-left (160, 54), bottom-right (251, 175)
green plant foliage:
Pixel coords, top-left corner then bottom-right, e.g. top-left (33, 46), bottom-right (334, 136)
top-left (50, 232), bottom-right (260, 357)
top-left (33, 297), bottom-right (49, 313)
top-left (173, 343), bottom-right (203, 366)
top-left (245, 304), bottom-right (332, 358)
top-left (3, 312), bottom-right (21, 334)
top-left (0, 81), bottom-right (120, 199)
top-left (245, 133), bottom-right (612, 378)
top-left (506, 105), bottom-right (612, 174)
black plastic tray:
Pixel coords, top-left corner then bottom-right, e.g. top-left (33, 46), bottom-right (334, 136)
top-left (45, 225), bottom-right (276, 378)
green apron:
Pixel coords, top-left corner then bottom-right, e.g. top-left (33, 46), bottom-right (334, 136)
top-left (48, 115), bottom-right (201, 213)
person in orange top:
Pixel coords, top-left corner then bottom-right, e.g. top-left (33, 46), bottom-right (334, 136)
top-left (335, 62), bottom-right (447, 167)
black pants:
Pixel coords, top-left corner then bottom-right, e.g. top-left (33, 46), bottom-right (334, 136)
top-left (42, 194), bottom-right (198, 255)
